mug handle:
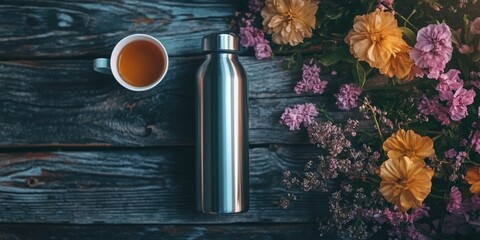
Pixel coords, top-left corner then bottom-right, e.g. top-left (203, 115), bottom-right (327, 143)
top-left (93, 58), bottom-right (112, 75)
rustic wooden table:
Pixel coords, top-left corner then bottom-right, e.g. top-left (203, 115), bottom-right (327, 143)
top-left (0, 1), bottom-right (335, 239)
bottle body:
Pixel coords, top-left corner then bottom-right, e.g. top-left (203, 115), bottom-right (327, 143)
top-left (196, 52), bottom-right (249, 214)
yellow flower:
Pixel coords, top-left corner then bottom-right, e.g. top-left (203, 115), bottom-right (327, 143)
top-left (344, 9), bottom-right (406, 69)
top-left (465, 166), bottom-right (480, 194)
top-left (379, 157), bottom-right (434, 211)
top-left (261, 0), bottom-right (318, 46)
top-left (383, 129), bottom-right (435, 162)
top-left (378, 43), bottom-right (414, 80)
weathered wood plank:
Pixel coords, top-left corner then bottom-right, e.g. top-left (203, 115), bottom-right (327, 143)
top-left (0, 146), bottom-right (327, 224)
top-left (0, 58), bottom-right (365, 146)
top-left (0, 0), bottom-right (240, 58)
top-left (0, 223), bottom-right (320, 240)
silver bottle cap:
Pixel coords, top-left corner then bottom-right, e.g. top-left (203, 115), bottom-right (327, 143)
top-left (202, 32), bottom-right (239, 52)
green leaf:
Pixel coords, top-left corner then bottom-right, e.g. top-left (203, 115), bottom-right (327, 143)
top-left (473, 51), bottom-right (480, 63)
top-left (400, 27), bottom-right (416, 46)
top-left (318, 46), bottom-right (352, 66)
top-left (451, 29), bottom-right (462, 47)
top-left (352, 61), bottom-right (366, 88)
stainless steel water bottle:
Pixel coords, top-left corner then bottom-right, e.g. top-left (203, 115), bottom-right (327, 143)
top-left (196, 32), bottom-right (249, 214)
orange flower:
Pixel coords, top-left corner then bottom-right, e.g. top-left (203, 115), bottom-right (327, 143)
top-left (379, 157), bottom-right (434, 211)
top-left (465, 166), bottom-right (480, 194)
top-left (383, 129), bottom-right (435, 162)
top-left (344, 9), bottom-right (406, 69)
top-left (261, 0), bottom-right (318, 46)
top-left (378, 43), bottom-right (414, 80)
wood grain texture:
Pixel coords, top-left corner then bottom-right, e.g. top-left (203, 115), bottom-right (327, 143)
top-left (0, 223), bottom-right (321, 240)
top-left (0, 57), bottom-right (368, 146)
top-left (0, 145), bottom-right (327, 224)
top-left (0, 0), bottom-right (240, 59)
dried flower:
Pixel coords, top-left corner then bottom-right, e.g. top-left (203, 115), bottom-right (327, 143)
top-left (261, 0), bottom-right (318, 46)
top-left (379, 157), bottom-right (434, 211)
top-left (382, 129), bottom-right (435, 162)
top-left (344, 9), bottom-right (405, 69)
top-left (295, 60), bottom-right (328, 94)
top-left (335, 84), bottom-right (362, 110)
top-left (466, 166), bottom-right (480, 194)
top-left (470, 17), bottom-right (480, 34)
top-left (409, 23), bottom-right (453, 79)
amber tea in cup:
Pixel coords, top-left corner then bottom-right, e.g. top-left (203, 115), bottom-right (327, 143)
top-left (93, 34), bottom-right (169, 91)
top-left (117, 40), bottom-right (166, 87)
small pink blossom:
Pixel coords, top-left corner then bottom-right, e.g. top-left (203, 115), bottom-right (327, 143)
top-left (239, 25), bottom-right (265, 48)
top-left (471, 130), bottom-right (480, 154)
top-left (470, 17), bottom-right (480, 34)
top-left (294, 60), bottom-right (328, 94)
top-left (458, 44), bottom-right (473, 54)
top-left (254, 41), bottom-right (272, 60)
top-left (279, 103), bottom-right (318, 130)
top-left (444, 148), bottom-right (457, 159)
top-left (410, 23), bottom-right (453, 79)
top-left (447, 186), bottom-right (463, 214)
top-left (417, 96), bottom-right (451, 125)
top-left (436, 69), bottom-right (464, 101)
top-left (448, 87), bottom-right (476, 121)
top-left (335, 84), bottom-right (362, 110)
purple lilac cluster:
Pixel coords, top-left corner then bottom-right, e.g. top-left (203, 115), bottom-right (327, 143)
top-left (410, 23), bottom-right (453, 79)
top-left (294, 60), bottom-right (328, 94)
top-left (237, 13), bottom-right (271, 60)
top-left (444, 148), bottom-right (468, 181)
top-left (279, 103), bottom-right (318, 130)
top-left (335, 83), bottom-right (362, 110)
top-left (418, 69), bottom-right (476, 124)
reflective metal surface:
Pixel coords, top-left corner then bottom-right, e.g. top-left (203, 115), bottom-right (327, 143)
top-left (196, 33), bottom-right (249, 214)
top-left (202, 32), bottom-right (239, 52)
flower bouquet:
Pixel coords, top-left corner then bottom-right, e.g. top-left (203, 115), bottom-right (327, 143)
top-left (234, 0), bottom-right (480, 239)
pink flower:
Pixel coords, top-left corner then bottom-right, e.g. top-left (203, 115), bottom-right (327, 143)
top-left (448, 87), bottom-right (476, 121)
top-left (458, 44), bottom-right (473, 54)
top-left (335, 84), bottom-right (362, 110)
top-left (470, 17), bottom-right (480, 34)
top-left (417, 96), bottom-right (451, 125)
top-left (444, 148), bottom-right (457, 159)
top-left (239, 25), bottom-right (265, 48)
top-left (409, 23), bottom-right (453, 79)
top-left (248, 0), bottom-right (264, 13)
top-left (294, 60), bottom-right (328, 94)
top-left (254, 41), bottom-right (272, 60)
top-left (436, 69), bottom-right (464, 101)
top-left (471, 130), bottom-right (480, 154)
top-left (279, 103), bottom-right (318, 130)
top-left (447, 186), bottom-right (463, 214)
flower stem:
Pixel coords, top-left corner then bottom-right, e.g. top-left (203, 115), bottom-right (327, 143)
top-left (428, 193), bottom-right (447, 200)
top-left (365, 97), bottom-right (384, 142)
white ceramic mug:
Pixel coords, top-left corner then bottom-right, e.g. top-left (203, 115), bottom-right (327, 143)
top-left (93, 34), bottom-right (169, 91)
